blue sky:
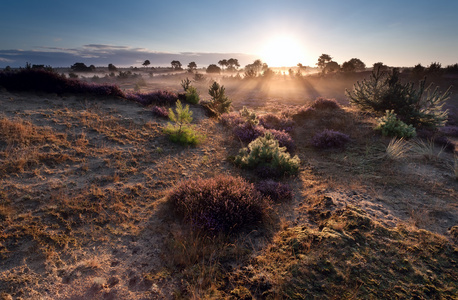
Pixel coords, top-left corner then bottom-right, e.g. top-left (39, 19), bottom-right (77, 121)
top-left (1, 0), bottom-right (457, 68)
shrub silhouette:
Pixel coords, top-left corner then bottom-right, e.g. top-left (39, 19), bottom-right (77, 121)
top-left (311, 97), bottom-right (341, 110)
top-left (168, 175), bottom-right (270, 233)
top-left (202, 81), bottom-right (231, 116)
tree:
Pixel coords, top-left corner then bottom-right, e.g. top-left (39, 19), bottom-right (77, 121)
top-left (108, 63), bottom-right (117, 71)
top-left (342, 61), bottom-right (356, 72)
top-left (323, 61), bottom-right (340, 73)
top-left (227, 58), bottom-right (240, 72)
top-left (71, 62), bottom-right (93, 72)
top-left (187, 61), bottom-right (197, 72)
top-left (244, 59), bottom-right (264, 76)
top-left (317, 54), bottom-right (332, 69)
top-left (373, 62), bottom-right (388, 72)
top-left (348, 58), bottom-right (366, 71)
top-left (142, 60), bottom-right (151, 68)
top-left (171, 60), bottom-right (182, 70)
top-left (206, 64), bottom-right (221, 74)
top-left (218, 59), bottom-right (228, 71)
top-left (346, 67), bottom-right (451, 128)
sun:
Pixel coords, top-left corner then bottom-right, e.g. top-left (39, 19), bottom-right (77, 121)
top-left (259, 36), bottom-right (307, 67)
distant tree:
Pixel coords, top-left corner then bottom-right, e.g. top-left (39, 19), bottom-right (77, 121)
top-left (218, 59), bottom-right (228, 71)
top-left (142, 60), bottom-right (151, 68)
top-left (348, 58), bottom-right (366, 71)
top-left (108, 63), bottom-right (117, 71)
top-left (342, 61), bottom-right (356, 72)
top-left (426, 62), bottom-right (443, 77)
top-left (373, 62), bottom-right (388, 72)
top-left (324, 61), bottom-right (340, 73)
top-left (206, 64), bottom-right (221, 74)
top-left (187, 61), bottom-right (197, 72)
top-left (71, 62), bottom-right (93, 72)
top-left (227, 58), bottom-right (240, 71)
top-left (244, 59), bottom-right (264, 76)
top-left (411, 63), bottom-right (425, 80)
top-left (445, 63), bottom-right (458, 74)
top-left (317, 54), bottom-right (332, 69)
top-left (89, 65), bottom-right (96, 71)
top-left (4, 66), bottom-right (11, 72)
top-left (171, 60), bottom-right (182, 70)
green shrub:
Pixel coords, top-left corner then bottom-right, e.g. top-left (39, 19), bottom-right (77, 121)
top-left (375, 110), bottom-right (416, 138)
top-left (164, 100), bottom-right (205, 145)
top-left (346, 67), bottom-right (450, 129)
top-left (234, 132), bottom-right (300, 177)
top-left (202, 81), bottom-right (232, 116)
top-left (185, 86), bottom-right (200, 104)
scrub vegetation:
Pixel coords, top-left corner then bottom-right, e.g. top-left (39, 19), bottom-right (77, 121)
top-left (0, 64), bottom-right (456, 299)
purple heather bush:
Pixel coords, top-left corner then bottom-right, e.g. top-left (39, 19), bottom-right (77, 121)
top-left (440, 125), bottom-right (458, 137)
top-left (268, 129), bottom-right (296, 153)
top-left (259, 113), bottom-right (295, 132)
top-left (293, 106), bottom-right (316, 120)
top-left (233, 123), bottom-right (266, 143)
top-left (151, 105), bottom-right (169, 118)
top-left (256, 180), bottom-right (293, 202)
top-left (220, 112), bottom-right (245, 128)
top-left (311, 97), bottom-right (341, 110)
top-left (311, 129), bottom-right (350, 149)
top-left (168, 175), bottom-right (270, 233)
top-left (126, 90), bottom-right (178, 106)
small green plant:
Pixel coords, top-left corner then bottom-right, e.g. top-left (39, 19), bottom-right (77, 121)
top-left (185, 86), bottom-right (200, 104)
top-left (375, 110), bottom-right (416, 138)
top-left (203, 81), bottom-right (232, 116)
top-left (234, 132), bottom-right (300, 177)
top-left (181, 77), bottom-right (192, 91)
top-left (164, 100), bottom-right (205, 145)
top-left (240, 106), bottom-right (259, 126)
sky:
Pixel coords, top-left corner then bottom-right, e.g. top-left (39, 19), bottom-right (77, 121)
top-left (0, 0), bottom-right (457, 69)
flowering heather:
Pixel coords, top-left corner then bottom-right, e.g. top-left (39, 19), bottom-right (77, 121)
top-left (233, 123), bottom-right (266, 143)
top-left (220, 112), bottom-right (244, 128)
top-left (311, 97), bottom-right (341, 110)
top-left (293, 106), bottom-right (316, 120)
top-left (259, 113), bottom-right (295, 132)
top-left (126, 90), bottom-right (178, 106)
top-left (256, 180), bottom-right (293, 202)
top-left (268, 129), bottom-right (296, 153)
top-left (311, 129), bottom-right (350, 149)
top-left (440, 125), bottom-right (458, 137)
top-left (0, 69), bottom-right (124, 97)
top-left (168, 175), bottom-right (269, 233)
top-left (151, 106), bottom-right (169, 118)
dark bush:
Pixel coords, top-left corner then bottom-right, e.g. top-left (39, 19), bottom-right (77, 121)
top-left (311, 97), bottom-right (341, 110)
top-left (256, 180), bottom-right (293, 202)
top-left (168, 175), bottom-right (270, 233)
top-left (0, 69), bottom-right (123, 97)
top-left (440, 126), bottom-right (458, 137)
top-left (311, 129), bottom-right (350, 149)
top-left (151, 106), bottom-right (169, 118)
top-left (259, 113), bottom-right (295, 132)
top-left (434, 136), bottom-right (455, 153)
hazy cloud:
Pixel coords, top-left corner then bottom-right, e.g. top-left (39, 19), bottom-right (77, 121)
top-left (0, 45), bottom-right (258, 68)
